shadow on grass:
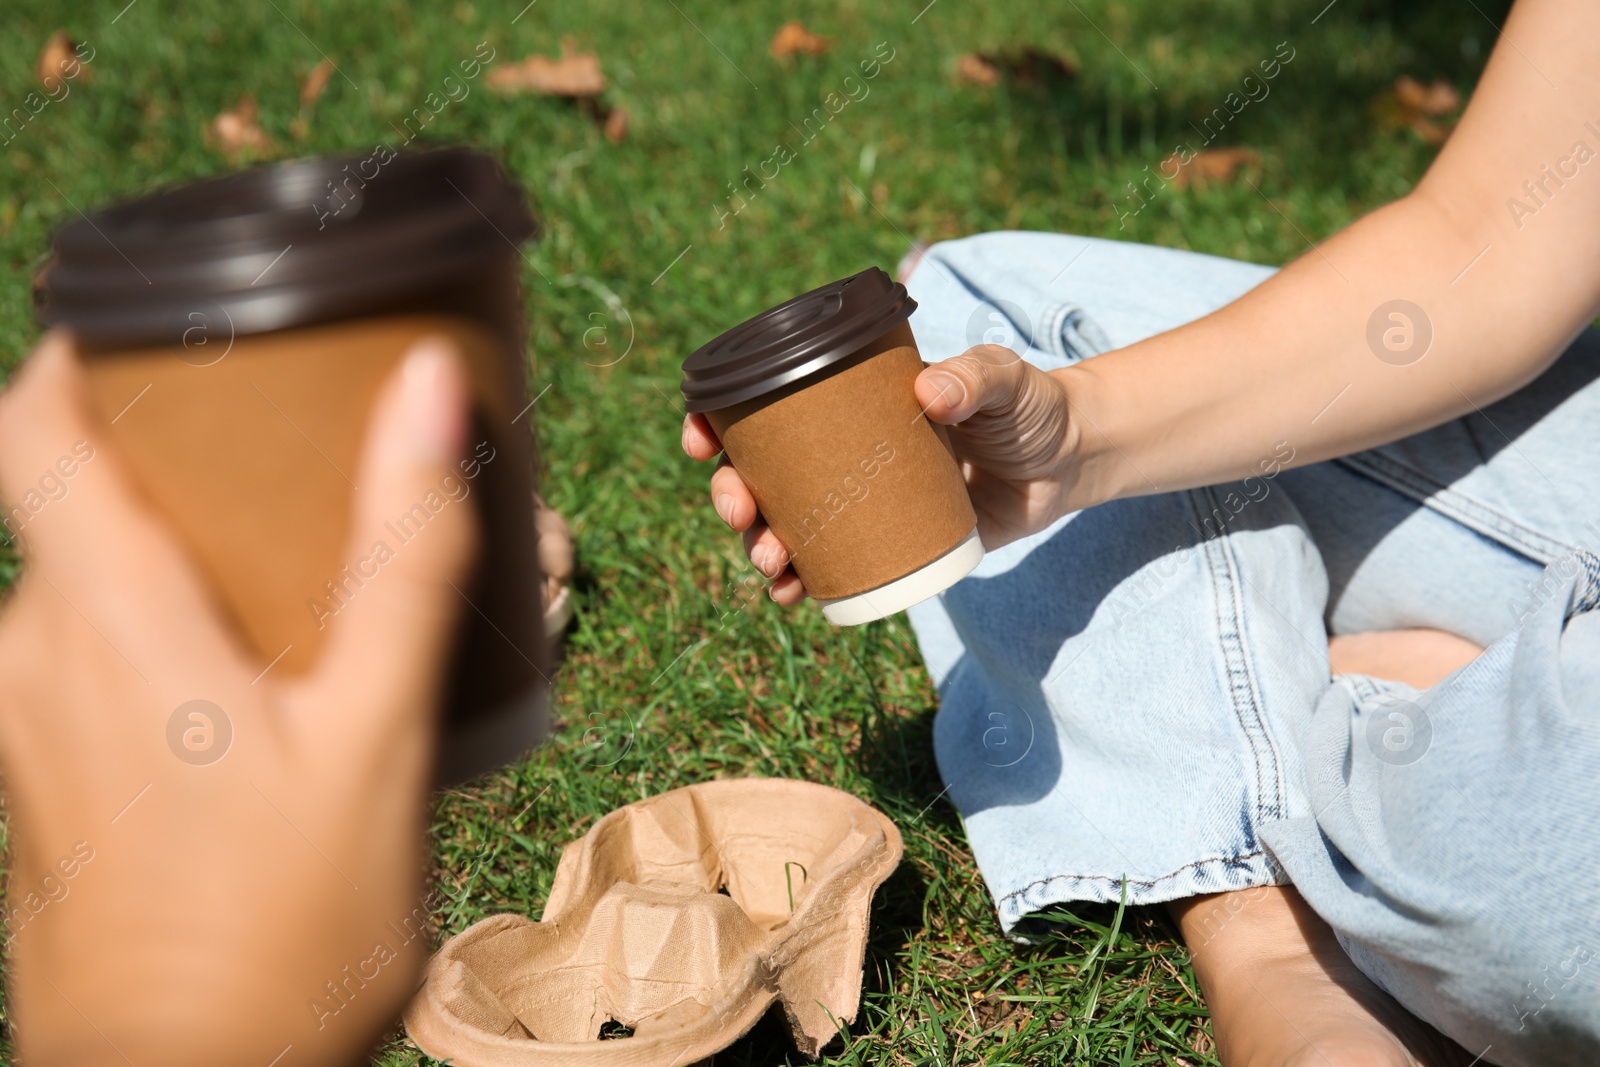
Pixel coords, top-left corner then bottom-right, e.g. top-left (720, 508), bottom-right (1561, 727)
top-left (964, 0), bottom-right (1514, 223)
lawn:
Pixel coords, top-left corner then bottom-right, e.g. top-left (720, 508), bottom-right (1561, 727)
top-left (0, 0), bottom-right (1504, 1063)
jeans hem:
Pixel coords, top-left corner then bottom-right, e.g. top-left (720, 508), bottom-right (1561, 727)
top-left (993, 850), bottom-right (1290, 929)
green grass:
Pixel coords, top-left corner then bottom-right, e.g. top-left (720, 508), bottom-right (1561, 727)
top-left (0, 0), bottom-right (1505, 1062)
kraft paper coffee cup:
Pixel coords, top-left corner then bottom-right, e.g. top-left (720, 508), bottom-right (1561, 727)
top-left (35, 148), bottom-right (548, 784)
top-left (682, 267), bottom-right (983, 625)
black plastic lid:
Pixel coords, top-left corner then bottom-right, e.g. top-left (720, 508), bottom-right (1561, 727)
top-left (681, 266), bottom-right (916, 412)
top-left (36, 147), bottom-right (537, 347)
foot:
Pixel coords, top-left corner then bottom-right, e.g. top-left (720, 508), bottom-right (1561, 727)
top-left (1170, 887), bottom-right (1473, 1067)
top-left (1166, 631), bottom-right (1491, 1065)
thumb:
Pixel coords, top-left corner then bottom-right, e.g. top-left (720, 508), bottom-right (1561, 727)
top-left (312, 338), bottom-right (479, 730)
top-left (914, 345), bottom-right (1029, 426)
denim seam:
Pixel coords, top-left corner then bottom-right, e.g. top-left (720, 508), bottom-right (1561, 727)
top-left (1335, 451), bottom-right (1573, 565)
top-left (1044, 301), bottom-right (1112, 364)
top-left (1196, 488), bottom-right (1267, 825)
top-left (1041, 302), bottom-right (1073, 360)
top-left (1347, 674), bottom-right (1380, 702)
top-left (1338, 673), bottom-right (1393, 705)
top-left (1031, 301), bottom-right (1057, 359)
top-left (1182, 489), bottom-right (1287, 831)
top-left (1221, 525), bottom-right (1292, 822)
top-left (1064, 303), bottom-right (1113, 360)
top-left (996, 849), bottom-right (1281, 906)
top-left (1574, 550), bottom-right (1600, 614)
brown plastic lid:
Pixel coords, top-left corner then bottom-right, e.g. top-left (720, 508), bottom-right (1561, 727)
top-left (680, 266), bottom-right (916, 412)
top-left (35, 147), bottom-right (537, 347)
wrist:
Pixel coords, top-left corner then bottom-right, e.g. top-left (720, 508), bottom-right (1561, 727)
top-left (1049, 361), bottom-right (1129, 512)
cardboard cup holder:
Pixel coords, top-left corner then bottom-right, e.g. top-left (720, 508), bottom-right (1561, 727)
top-left (404, 779), bottom-right (904, 1066)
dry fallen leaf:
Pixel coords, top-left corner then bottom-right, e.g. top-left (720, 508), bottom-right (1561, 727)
top-left (290, 58), bottom-right (336, 140)
top-left (206, 94), bottom-right (275, 163)
top-left (957, 47), bottom-right (1076, 89)
top-left (957, 53), bottom-right (1001, 87)
top-left (1162, 146), bottom-right (1261, 191)
top-left (770, 21), bottom-right (832, 59)
top-left (1393, 75), bottom-right (1460, 117)
top-left (997, 47), bottom-right (1077, 86)
top-left (602, 105), bottom-right (629, 144)
top-left (1374, 76), bottom-right (1462, 146)
top-left (300, 57), bottom-right (335, 108)
top-left (37, 30), bottom-right (89, 88)
top-left (486, 47), bottom-right (606, 97)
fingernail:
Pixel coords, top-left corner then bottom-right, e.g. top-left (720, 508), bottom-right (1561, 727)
top-left (714, 493), bottom-right (735, 527)
top-left (925, 370), bottom-right (966, 409)
top-left (681, 420), bottom-right (693, 455)
top-left (751, 544), bottom-right (772, 576)
top-left (399, 339), bottom-right (466, 461)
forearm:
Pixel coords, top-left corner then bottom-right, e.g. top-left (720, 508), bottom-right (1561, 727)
top-left (13, 848), bottom-right (429, 1067)
top-left (1054, 196), bottom-right (1532, 505)
top-left (1054, 0), bottom-right (1600, 510)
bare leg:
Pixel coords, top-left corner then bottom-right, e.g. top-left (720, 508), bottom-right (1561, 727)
top-left (1326, 628), bottom-right (1483, 689)
top-left (1169, 627), bottom-right (1485, 1066)
top-left (1172, 886), bottom-right (1473, 1067)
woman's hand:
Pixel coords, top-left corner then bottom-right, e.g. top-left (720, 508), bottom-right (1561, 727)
top-left (0, 334), bottom-right (477, 1067)
top-left (682, 344), bottom-right (1077, 605)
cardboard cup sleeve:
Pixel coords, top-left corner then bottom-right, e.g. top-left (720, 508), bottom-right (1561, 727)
top-left (35, 149), bottom-right (549, 784)
top-left (683, 268), bottom-right (983, 624)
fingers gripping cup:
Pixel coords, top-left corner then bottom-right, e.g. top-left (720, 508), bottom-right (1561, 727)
top-left (35, 148), bottom-right (548, 784)
top-left (682, 268), bottom-right (983, 625)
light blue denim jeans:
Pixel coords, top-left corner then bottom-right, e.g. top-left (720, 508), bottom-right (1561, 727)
top-left (903, 232), bottom-right (1600, 1067)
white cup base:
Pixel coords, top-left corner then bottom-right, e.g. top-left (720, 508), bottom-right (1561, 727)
top-left (817, 528), bottom-right (985, 626)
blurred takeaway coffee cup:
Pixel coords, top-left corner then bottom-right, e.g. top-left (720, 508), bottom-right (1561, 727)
top-left (35, 147), bottom-right (548, 784)
top-left (681, 267), bottom-right (983, 625)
